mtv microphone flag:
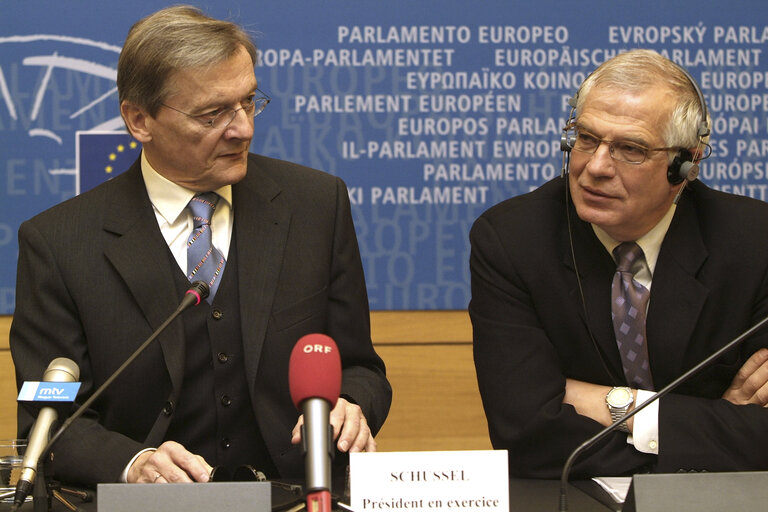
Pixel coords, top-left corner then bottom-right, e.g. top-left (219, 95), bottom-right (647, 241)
top-left (18, 382), bottom-right (81, 402)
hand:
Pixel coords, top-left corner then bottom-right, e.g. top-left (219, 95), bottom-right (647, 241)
top-left (564, 378), bottom-right (636, 431)
top-left (127, 441), bottom-right (213, 483)
top-left (723, 348), bottom-right (768, 406)
top-left (291, 397), bottom-right (376, 453)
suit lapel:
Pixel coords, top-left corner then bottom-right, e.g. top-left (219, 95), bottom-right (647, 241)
top-left (562, 190), bottom-right (710, 389)
top-left (646, 195), bottom-right (708, 386)
top-left (232, 161), bottom-right (291, 389)
top-left (101, 163), bottom-right (186, 393)
top-left (562, 212), bottom-right (626, 383)
top-left (99, 158), bottom-right (295, 404)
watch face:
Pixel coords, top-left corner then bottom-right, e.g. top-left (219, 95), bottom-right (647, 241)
top-left (608, 387), bottom-right (633, 407)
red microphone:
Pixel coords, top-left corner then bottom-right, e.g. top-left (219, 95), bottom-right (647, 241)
top-left (289, 334), bottom-right (341, 512)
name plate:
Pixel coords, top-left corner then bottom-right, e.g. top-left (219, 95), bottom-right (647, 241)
top-left (350, 450), bottom-right (509, 512)
top-left (18, 381), bottom-right (81, 402)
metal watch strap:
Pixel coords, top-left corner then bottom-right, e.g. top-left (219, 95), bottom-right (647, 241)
top-left (609, 408), bottom-right (631, 433)
top-left (606, 387), bottom-right (632, 434)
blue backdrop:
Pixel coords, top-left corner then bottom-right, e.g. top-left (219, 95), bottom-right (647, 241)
top-left (2, 1), bottom-right (767, 312)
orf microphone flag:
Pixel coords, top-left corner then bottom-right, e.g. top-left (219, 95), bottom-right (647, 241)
top-left (289, 333), bottom-right (341, 409)
top-left (289, 334), bottom-right (342, 512)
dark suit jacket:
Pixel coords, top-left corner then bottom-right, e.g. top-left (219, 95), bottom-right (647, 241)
top-left (11, 153), bottom-right (391, 486)
top-left (470, 177), bottom-right (768, 479)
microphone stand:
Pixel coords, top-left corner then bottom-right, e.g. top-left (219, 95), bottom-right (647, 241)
top-left (10, 282), bottom-right (209, 511)
top-left (45, 282), bottom-right (208, 454)
top-left (558, 312), bottom-right (768, 512)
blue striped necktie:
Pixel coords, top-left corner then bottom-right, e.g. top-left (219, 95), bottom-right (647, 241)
top-left (186, 192), bottom-right (226, 303)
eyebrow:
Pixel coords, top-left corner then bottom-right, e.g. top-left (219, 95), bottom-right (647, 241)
top-left (193, 80), bottom-right (259, 113)
top-left (575, 122), bottom-right (652, 148)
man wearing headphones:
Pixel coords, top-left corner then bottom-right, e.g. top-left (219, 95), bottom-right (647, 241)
top-left (470, 49), bottom-right (768, 478)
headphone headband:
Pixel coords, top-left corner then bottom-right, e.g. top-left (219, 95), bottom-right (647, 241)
top-left (560, 57), bottom-right (709, 185)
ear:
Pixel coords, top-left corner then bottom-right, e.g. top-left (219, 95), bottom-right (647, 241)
top-left (120, 101), bottom-right (153, 143)
top-left (687, 145), bottom-right (705, 162)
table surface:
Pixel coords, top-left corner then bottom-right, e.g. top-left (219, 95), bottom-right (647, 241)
top-left (0, 478), bottom-right (613, 512)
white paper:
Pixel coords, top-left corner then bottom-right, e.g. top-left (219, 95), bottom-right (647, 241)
top-left (350, 450), bottom-right (509, 512)
top-left (591, 476), bottom-right (632, 503)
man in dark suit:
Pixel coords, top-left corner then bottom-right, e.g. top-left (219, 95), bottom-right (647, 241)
top-left (10, 5), bottom-right (391, 487)
top-left (470, 49), bottom-right (768, 479)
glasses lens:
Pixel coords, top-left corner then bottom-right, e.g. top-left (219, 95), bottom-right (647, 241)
top-left (210, 98), bottom-right (269, 129)
top-left (209, 108), bottom-right (235, 129)
top-left (253, 97), bottom-right (269, 116)
top-left (572, 131), bottom-right (648, 165)
top-left (209, 466), bottom-right (232, 482)
top-left (573, 133), bottom-right (598, 153)
top-left (612, 142), bottom-right (647, 164)
top-left (232, 465), bottom-right (267, 482)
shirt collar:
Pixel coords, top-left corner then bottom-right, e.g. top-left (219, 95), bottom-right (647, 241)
top-left (140, 150), bottom-right (233, 224)
top-left (592, 204), bottom-right (676, 275)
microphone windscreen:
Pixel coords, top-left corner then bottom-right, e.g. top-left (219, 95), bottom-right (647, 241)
top-left (288, 334), bottom-right (341, 410)
top-left (43, 357), bottom-right (80, 382)
top-left (187, 280), bottom-right (210, 302)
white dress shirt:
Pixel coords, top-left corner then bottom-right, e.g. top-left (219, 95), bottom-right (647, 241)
top-left (119, 151), bottom-right (235, 481)
top-left (592, 204), bottom-right (677, 455)
top-left (140, 150), bottom-right (233, 271)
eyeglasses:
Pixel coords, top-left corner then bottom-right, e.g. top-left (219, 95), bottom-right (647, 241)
top-left (161, 87), bottom-right (271, 129)
top-left (569, 127), bottom-right (678, 165)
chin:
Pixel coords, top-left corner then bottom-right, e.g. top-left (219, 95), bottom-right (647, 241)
top-left (574, 203), bottom-right (618, 228)
top-left (218, 158), bottom-right (248, 181)
top-left (234, 164), bottom-right (249, 182)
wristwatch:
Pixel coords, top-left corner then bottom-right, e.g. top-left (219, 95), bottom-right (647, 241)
top-left (605, 386), bottom-right (633, 433)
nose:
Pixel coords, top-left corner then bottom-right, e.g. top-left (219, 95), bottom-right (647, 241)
top-left (583, 141), bottom-right (615, 177)
top-left (223, 107), bottom-right (254, 140)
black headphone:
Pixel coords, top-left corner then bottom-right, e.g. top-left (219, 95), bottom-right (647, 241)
top-left (560, 64), bottom-right (710, 185)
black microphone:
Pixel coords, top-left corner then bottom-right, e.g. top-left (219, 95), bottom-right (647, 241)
top-left (11, 281), bottom-right (209, 509)
top-left (558, 312), bottom-right (768, 512)
top-left (177, 280), bottom-right (209, 310)
top-left (12, 358), bottom-right (80, 508)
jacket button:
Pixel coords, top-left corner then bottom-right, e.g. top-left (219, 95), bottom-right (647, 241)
top-left (221, 438), bottom-right (231, 449)
top-left (217, 352), bottom-right (228, 363)
top-left (162, 401), bottom-right (174, 416)
top-left (221, 395), bottom-right (232, 407)
top-left (212, 308), bottom-right (223, 320)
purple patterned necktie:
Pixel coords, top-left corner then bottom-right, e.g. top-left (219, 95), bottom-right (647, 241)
top-left (611, 242), bottom-right (654, 390)
top-left (187, 192), bottom-right (226, 303)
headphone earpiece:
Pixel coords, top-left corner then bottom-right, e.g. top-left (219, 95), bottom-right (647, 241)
top-left (560, 95), bottom-right (578, 176)
top-left (560, 130), bottom-right (575, 153)
top-left (668, 66), bottom-right (708, 186)
top-left (667, 149), bottom-right (700, 184)
top-left (561, 95), bottom-right (578, 153)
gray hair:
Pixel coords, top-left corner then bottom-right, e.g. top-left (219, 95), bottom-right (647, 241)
top-left (117, 5), bottom-right (257, 116)
top-left (576, 49), bottom-right (710, 151)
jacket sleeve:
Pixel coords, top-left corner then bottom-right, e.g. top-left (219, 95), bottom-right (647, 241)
top-left (470, 194), bottom-right (768, 478)
top-left (469, 213), bottom-right (653, 479)
top-left (326, 176), bottom-right (391, 434)
top-left (11, 219), bottom-right (150, 486)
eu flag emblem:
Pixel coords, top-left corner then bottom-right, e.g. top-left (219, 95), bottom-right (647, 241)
top-left (77, 131), bottom-right (141, 194)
